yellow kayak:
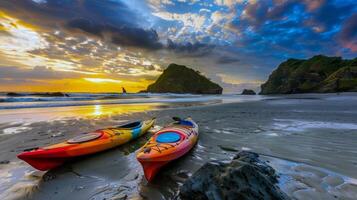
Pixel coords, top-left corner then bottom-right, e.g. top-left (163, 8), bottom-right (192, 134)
top-left (18, 118), bottom-right (155, 170)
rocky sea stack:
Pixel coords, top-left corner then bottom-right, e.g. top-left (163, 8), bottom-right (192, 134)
top-left (180, 151), bottom-right (289, 200)
top-left (146, 63), bottom-right (223, 94)
top-left (260, 55), bottom-right (357, 94)
top-left (241, 89), bottom-right (256, 95)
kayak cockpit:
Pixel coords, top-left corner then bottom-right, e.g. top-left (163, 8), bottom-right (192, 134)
top-left (117, 121), bottom-right (142, 129)
top-left (67, 132), bottom-right (103, 144)
top-left (156, 132), bottom-right (182, 143)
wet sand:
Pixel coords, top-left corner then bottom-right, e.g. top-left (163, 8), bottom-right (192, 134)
top-left (0, 93), bottom-right (357, 199)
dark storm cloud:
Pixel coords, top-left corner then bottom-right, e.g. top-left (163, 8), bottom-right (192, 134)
top-left (240, 1), bottom-right (270, 28)
top-left (166, 39), bottom-right (215, 57)
top-left (1, 0), bottom-right (219, 51)
top-left (67, 18), bottom-right (163, 50)
top-left (232, 0), bottom-right (354, 34)
top-left (228, 0), bottom-right (357, 57)
top-left (0, 0), bottom-right (139, 26)
top-left (0, 0), bottom-right (163, 50)
top-left (233, 0), bottom-right (297, 28)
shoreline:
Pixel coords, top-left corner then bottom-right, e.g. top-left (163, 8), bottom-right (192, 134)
top-left (0, 94), bottom-right (266, 124)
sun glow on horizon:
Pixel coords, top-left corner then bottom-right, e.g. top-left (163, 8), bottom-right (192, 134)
top-left (84, 78), bottom-right (122, 83)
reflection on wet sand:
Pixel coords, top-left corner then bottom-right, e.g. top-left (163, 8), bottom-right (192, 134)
top-left (0, 101), bottom-right (218, 124)
top-left (0, 103), bottom-right (161, 124)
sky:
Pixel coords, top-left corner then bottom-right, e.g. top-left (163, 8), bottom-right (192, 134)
top-left (0, 0), bottom-right (356, 93)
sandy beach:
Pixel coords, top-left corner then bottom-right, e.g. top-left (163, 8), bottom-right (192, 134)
top-left (1, 93), bottom-right (357, 200)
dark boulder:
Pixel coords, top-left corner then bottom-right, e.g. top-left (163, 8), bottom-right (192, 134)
top-left (0, 160), bottom-right (10, 164)
top-left (241, 89), bottom-right (256, 95)
top-left (179, 151), bottom-right (290, 200)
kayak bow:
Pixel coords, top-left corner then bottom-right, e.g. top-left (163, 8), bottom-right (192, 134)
top-left (18, 118), bottom-right (155, 170)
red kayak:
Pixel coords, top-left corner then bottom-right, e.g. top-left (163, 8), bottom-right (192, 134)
top-left (136, 117), bottom-right (199, 181)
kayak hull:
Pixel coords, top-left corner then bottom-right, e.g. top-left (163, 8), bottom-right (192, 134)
top-left (18, 119), bottom-right (155, 170)
top-left (139, 160), bottom-right (169, 182)
top-left (17, 156), bottom-right (67, 171)
top-left (137, 118), bottom-right (198, 181)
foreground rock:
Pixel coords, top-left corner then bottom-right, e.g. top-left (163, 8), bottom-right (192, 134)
top-left (180, 151), bottom-right (290, 200)
top-left (260, 55), bottom-right (357, 94)
top-left (147, 63), bottom-right (223, 94)
top-left (241, 89), bottom-right (256, 95)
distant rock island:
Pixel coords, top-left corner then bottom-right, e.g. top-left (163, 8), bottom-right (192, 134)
top-left (241, 89), bottom-right (256, 95)
top-left (146, 63), bottom-right (223, 94)
top-left (7, 92), bottom-right (69, 97)
top-left (260, 55), bottom-right (357, 94)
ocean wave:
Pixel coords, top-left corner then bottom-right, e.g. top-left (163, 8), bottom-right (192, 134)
top-left (0, 93), bottom-right (204, 103)
top-left (0, 93), bottom-right (265, 110)
top-left (0, 96), bottom-right (221, 109)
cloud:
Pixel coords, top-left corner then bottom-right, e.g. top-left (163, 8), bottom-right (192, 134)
top-left (0, 0), bottom-right (162, 50)
top-left (302, 0), bottom-right (325, 11)
top-left (216, 56), bottom-right (240, 64)
top-left (304, 1), bottom-right (354, 33)
top-left (339, 13), bottom-right (357, 52)
top-left (0, 0), bottom-right (357, 93)
top-left (0, 66), bottom-right (84, 84)
top-left (214, 0), bottom-right (239, 8)
top-left (0, 64), bottom-right (159, 85)
top-left (166, 39), bottom-right (215, 56)
top-left (266, 1), bottom-right (297, 20)
top-left (67, 18), bottom-right (163, 50)
top-left (240, 1), bottom-right (269, 28)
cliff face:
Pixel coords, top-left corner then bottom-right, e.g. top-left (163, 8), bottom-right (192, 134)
top-left (260, 55), bottom-right (357, 94)
top-left (147, 63), bottom-right (223, 94)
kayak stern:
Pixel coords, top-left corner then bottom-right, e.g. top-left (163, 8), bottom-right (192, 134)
top-left (17, 154), bottom-right (66, 171)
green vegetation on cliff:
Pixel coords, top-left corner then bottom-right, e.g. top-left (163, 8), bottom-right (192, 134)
top-left (147, 63), bottom-right (223, 94)
top-left (260, 55), bottom-right (357, 94)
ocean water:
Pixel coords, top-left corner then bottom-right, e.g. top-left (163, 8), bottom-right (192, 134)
top-left (0, 92), bottom-right (265, 109)
top-left (0, 92), bottom-right (264, 123)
